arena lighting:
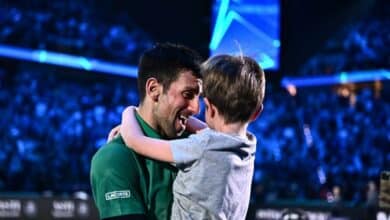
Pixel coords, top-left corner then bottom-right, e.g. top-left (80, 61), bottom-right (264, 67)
top-left (210, 0), bottom-right (279, 50)
top-left (210, 0), bottom-right (280, 70)
top-left (210, 0), bottom-right (230, 51)
top-left (281, 69), bottom-right (390, 88)
top-left (0, 44), bottom-right (138, 78)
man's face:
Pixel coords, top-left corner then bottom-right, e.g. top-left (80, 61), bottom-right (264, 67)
top-left (153, 70), bottom-right (202, 138)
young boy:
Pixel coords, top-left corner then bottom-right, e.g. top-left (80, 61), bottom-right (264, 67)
top-left (120, 54), bottom-right (265, 219)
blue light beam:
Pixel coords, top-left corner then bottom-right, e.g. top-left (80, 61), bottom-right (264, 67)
top-left (210, 0), bottom-right (275, 51)
top-left (281, 69), bottom-right (390, 88)
top-left (0, 44), bottom-right (138, 78)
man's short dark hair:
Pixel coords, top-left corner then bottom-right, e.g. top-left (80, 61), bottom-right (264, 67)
top-left (202, 55), bottom-right (265, 124)
top-left (137, 43), bottom-right (203, 103)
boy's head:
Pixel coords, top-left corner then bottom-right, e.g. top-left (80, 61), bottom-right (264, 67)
top-left (201, 55), bottom-right (265, 124)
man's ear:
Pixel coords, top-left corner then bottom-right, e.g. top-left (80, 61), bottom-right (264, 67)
top-left (145, 78), bottom-right (162, 102)
top-left (249, 103), bottom-right (263, 121)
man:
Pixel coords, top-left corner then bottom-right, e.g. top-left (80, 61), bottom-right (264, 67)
top-left (90, 43), bottom-right (203, 220)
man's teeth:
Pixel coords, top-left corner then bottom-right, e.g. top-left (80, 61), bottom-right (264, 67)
top-left (179, 115), bottom-right (188, 125)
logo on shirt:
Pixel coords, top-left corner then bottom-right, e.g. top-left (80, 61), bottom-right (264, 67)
top-left (105, 190), bottom-right (131, 200)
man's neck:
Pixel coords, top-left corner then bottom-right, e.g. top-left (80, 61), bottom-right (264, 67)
top-left (137, 103), bottom-right (158, 131)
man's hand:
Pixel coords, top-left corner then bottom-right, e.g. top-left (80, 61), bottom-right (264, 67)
top-left (107, 125), bottom-right (121, 142)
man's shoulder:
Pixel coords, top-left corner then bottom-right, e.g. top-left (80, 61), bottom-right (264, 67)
top-left (93, 136), bottom-right (125, 156)
top-left (91, 136), bottom-right (138, 169)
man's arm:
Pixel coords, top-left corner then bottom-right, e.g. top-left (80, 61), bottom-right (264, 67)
top-left (120, 106), bottom-right (174, 163)
top-left (90, 141), bottom-right (148, 219)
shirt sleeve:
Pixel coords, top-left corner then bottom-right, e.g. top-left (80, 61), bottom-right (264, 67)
top-left (169, 132), bottom-right (207, 167)
top-left (90, 142), bottom-right (146, 219)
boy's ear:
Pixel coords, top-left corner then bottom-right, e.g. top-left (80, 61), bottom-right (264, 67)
top-left (145, 78), bottom-right (162, 102)
top-left (204, 98), bottom-right (216, 118)
top-left (249, 103), bottom-right (263, 121)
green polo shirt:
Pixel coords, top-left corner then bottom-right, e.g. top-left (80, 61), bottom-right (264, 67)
top-left (90, 113), bottom-right (178, 219)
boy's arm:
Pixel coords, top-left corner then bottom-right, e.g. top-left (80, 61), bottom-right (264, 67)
top-left (120, 106), bottom-right (174, 163)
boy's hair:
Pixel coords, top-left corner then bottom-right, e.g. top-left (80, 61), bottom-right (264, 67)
top-left (201, 55), bottom-right (265, 124)
top-left (137, 43), bottom-right (203, 103)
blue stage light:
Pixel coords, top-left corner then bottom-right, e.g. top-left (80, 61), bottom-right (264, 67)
top-left (281, 69), bottom-right (390, 88)
top-left (210, 0), bottom-right (280, 70)
top-left (0, 44), bottom-right (138, 78)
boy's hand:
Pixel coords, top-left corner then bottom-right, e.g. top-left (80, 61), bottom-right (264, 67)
top-left (186, 116), bottom-right (207, 133)
top-left (107, 124), bottom-right (121, 142)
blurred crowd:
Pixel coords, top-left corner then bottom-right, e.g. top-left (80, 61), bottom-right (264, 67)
top-left (251, 84), bottom-right (389, 206)
top-left (0, 64), bottom-right (388, 207)
top-left (0, 63), bottom-right (138, 192)
top-left (298, 0), bottom-right (389, 75)
top-left (0, 1), bottom-right (153, 64)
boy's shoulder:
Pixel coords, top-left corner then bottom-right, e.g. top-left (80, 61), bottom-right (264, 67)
top-left (208, 130), bottom-right (257, 157)
top-left (186, 129), bottom-right (256, 150)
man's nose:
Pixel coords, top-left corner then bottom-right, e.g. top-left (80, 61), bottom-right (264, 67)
top-left (187, 97), bottom-right (200, 115)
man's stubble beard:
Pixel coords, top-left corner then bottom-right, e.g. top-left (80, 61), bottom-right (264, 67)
top-left (152, 103), bottom-right (180, 138)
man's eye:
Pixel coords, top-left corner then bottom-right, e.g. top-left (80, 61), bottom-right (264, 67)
top-left (183, 92), bottom-right (194, 99)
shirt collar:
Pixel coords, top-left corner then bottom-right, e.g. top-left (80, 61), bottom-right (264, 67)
top-left (135, 112), bottom-right (162, 139)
